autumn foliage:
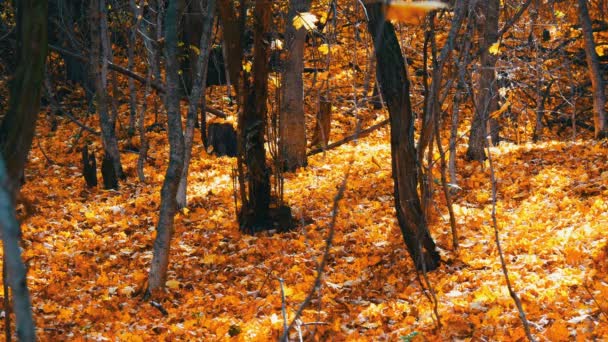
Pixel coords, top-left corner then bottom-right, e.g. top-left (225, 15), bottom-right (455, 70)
top-left (1, 0), bottom-right (608, 340)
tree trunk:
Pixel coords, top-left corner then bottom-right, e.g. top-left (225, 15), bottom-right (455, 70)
top-left (0, 0), bottom-right (48, 199)
top-left (238, 0), bottom-right (273, 232)
top-left (217, 0), bottom-right (244, 98)
top-left (279, 0), bottom-right (311, 171)
top-left (0, 1), bottom-right (47, 340)
top-left (90, 0), bottom-right (124, 189)
top-left (176, 0), bottom-right (215, 209)
top-left (147, 0), bottom-right (185, 292)
top-left (466, 0), bottom-right (499, 161)
top-left (578, 0), bottom-right (608, 138)
top-left (127, 0), bottom-right (138, 136)
top-left (365, 3), bottom-right (440, 271)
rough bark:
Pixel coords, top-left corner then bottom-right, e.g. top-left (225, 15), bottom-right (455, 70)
top-left (0, 1), bottom-right (46, 340)
top-left (147, 0), bottom-right (185, 292)
top-left (0, 1), bottom-right (48, 199)
top-left (578, 0), bottom-right (608, 138)
top-left (279, 0), bottom-right (312, 171)
top-left (177, 0), bottom-right (215, 209)
top-left (90, 0), bottom-right (124, 189)
top-left (466, 0), bottom-right (500, 161)
top-left (238, 0), bottom-right (273, 232)
top-left (365, 3), bottom-right (440, 271)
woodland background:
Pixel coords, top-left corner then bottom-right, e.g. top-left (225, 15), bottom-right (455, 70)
top-left (0, 0), bottom-right (607, 340)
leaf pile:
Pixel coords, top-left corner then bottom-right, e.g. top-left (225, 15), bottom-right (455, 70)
top-left (2, 112), bottom-right (605, 340)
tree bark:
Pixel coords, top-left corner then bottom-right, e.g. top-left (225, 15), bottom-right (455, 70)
top-left (0, 1), bottom-right (46, 340)
top-left (466, 0), bottom-right (500, 161)
top-left (177, 0), bottom-right (215, 209)
top-left (365, 3), bottom-right (440, 271)
top-left (90, 0), bottom-right (125, 189)
top-left (238, 0), bottom-right (273, 232)
top-left (147, 0), bottom-right (185, 292)
top-left (279, 0), bottom-right (312, 171)
top-left (217, 0), bottom-right (244, 98)
top-left (127, 0), bottom-right (138, 136)
top-left (578, 0), bottom-right (608, 138)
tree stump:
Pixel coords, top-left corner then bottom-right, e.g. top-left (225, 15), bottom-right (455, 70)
top-left (238, 203), bottom-right (294, 234)
top-left (101, 154), bottom-right (118, 190)
top-left (311, 97), bottom-right (332, 148)
top-left (81, 145), bottom-right (97, 187)
top-left (207, 122), bottom-right (237, 157)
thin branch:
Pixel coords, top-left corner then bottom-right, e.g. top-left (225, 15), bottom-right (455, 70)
top-left (308, 119), bottom-right (388, 156)
top-left (48, 44), bottom-right (227, 118)
top-left (280, 144), bottom-right (356, 341)
top-left (486, 142), bottom-right (536, 341)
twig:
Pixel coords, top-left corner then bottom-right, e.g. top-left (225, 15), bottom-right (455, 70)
top-left (36, 139), bottom-right (61, 166)
top-left (280, 140), bottom-right (356, 341)
top-left (49, 44), bottom-right (228, 118)
top-left (279, 278), bottom-right (288, 336)
top-left (583, 281), bottom-right (608, 322)
top-left (61, 111), bottom-right (101, 135)
top-left (486, 142), bottom-right (535, 341)
top-left (150, 301), bottom-right (168, 316)
top-left (308, 119), bottom-right (388, 156)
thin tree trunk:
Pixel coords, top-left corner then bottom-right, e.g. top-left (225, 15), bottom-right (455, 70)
top-left (127, 0), bottom-right (138, 136)
top-left (466, 0), bottom-right (499, 161)
top-left (238, 0), bottom-right (272, 232)
top-left (0, 1), bottom-right (47, 340)
top-left (91, 0), bottom-right (124, 189)
top-left (217, 0), bottom-right (243, 98)
top-left (578, 0), bottom-right (608, 138)
top-left (365, 3), bottom-right (440, 271)
top-left (147, 0), bottom-right (185, 292)
top-left (177, 0), bottom-right (215, 209)
top-left (279, 0), bottom-right (312, 171)
top-left (0, 156), bottom-right (36, 342)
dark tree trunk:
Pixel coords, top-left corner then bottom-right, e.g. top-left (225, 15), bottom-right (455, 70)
top-left (578, 0), bottom-right (608, 138)
top-left (279, 0), bottom-right (312, 171)
top-left (466, 0), bottom-right (500, 161)
top-left (127, 0), bottom-right (138, 136)
top-left (101, 153), bottom-right (118, 189)
top-left (82, 145), bottom-right (97, 187)
top-left (0, 1), bottom-right (47, 340)
top-left (365, 3), bottom-right (440, 271)
top-left (238, 0), bottom-right (273, 232)
top-left (208, 122), bottom-right (238, 156)
top-left (217, 0), bottom-right (244, 98)
top-left (0, 1), bottom-right (48, 199)
top-left (177, 0), bottom-right (215, 209)
top-left (90, 0), bottom-right (124, 189)
top-left (147, 0), bottom-right (185, 292)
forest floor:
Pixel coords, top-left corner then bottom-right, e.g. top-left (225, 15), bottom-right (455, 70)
top-left (6, 105), bottom-right (607, 341)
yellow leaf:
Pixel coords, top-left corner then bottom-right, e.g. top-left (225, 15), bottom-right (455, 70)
top-left (555, 10), bottom-right (565, 19)
top-left (488, 42), bottom-right (501, 55)
top-left (166, 280), bottom-right (180, 289)
top-left (243, 61), bottom-right (252, 73)
top-left (189, 44), bottom-right (200, 56)
top-left (84, 211), bottom-right (96, 219)
top-left (293, 12), bottom-right (318, 31)
top-left (318, 43), bottom-right (329, 55)
top-left (595, 46), bottom-right (605, 57)
top-left (385, 1), bottom-right (448, 24)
